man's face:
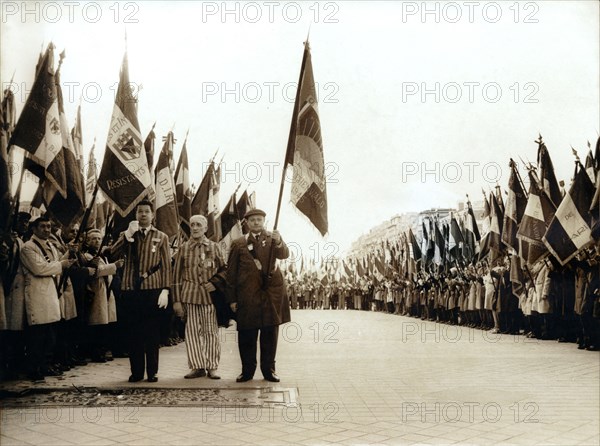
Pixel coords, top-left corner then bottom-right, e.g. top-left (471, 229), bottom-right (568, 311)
top-left (190, 218), bottom-right (207, 239)
top-left (33, 221), bottom-right (52, 240)
top-left (86, 233), bottom-right (102, 250)
top-left (64, 224), bottom-right (79, 242)
top-left (16, 217), bottom-right (29, 235)
top-left (247, 215), bottom-right (265, 233)
top-left (136, 205), bottom-right (153, 227)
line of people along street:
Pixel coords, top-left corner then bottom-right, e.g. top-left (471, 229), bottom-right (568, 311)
top-left (286, 245), bottom-right (600, 351)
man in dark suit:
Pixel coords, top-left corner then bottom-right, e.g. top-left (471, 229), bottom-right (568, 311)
top-left (226, 209), bottom-right (290, 383)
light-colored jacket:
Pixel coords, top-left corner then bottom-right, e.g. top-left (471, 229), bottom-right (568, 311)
top-left (20, 235), bottom-right (64, 326)
top-left (84, 253), bottom-right (117, 325)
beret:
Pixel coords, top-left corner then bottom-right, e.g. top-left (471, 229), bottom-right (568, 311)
top-left (244, 208), bottom-right (266, 219)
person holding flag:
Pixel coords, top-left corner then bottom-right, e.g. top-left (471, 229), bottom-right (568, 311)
top-left (225, 208), bottom-right (290, 383)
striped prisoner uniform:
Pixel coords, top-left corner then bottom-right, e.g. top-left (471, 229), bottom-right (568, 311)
top-left (173, 236), bottom-right (225, 370)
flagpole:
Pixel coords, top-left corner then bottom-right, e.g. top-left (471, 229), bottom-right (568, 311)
top-left (273, 38), bottom-right (310, 231)
top-left (263, 39), bottom-right (310, 290)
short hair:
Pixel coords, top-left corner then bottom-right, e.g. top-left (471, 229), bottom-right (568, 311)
top-left (136, 200), bottom-right (154, 212)
top-left (30, 216), bottom-right (51, 229)
top-left (190, 215), bottom-right (208, 225)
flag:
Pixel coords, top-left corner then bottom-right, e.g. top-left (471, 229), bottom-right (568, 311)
top-left (516, 170), bottom-right (556, 265)
top-left (433, 220), bottom-right (444, 266)
top-left (154, 131), bottom-right (179, 238)
top-left (97, 51), bottom-right (152, 216)
top-left (449, 212), bottom-right (464, 261)
top-left (218, 192), bottom-right (243, 258)
top-left (543, 163), bottom-right (595, 265)
top-left (408, 228), bottom-right (422, 261)
top-left (481, 191), bottom-right (491, 235)
top-left (584, 149), bottom-right (595, 184)
top-left (464, 198), bottom-right (481, 262)
top-left (537, 136), bottom-right (562, 208)
top-left (45, 57), bottom-right (86, 226)
top-left (175, 136), bottom-right (192, 235)
top-left (71, 103), bottom-right (84, 177)
top-left (9, 43), bottom-right (66, 198)
top-left (208, 164), bottom-right (222, 241)
top-left (0, 91), bottom-right (11, 230)
top-left (191, 161), bottom-right (221, 239)
top-left (285, 41), bottom-right (328, 236)
top-left (479, 193), bottom-right (503, 261)
top-left (236, 190), bottom-right (252, 234)
top-left (501, 159), bottom-right (527, 253)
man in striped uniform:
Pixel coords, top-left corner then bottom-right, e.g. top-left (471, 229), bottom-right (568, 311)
top-left (110, 200), bottom-right (171, 383)
top-left (173, 215), bottom-right (225, 379)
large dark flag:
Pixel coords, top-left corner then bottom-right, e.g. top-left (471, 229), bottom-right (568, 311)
top-left (175, 136), bottom-right (192, 236)
top-left (218, 192), bottom-right (243, 258)
top-left (191, 161), bottom-right (220, 239)
top-left (464, 198), bottom-right (481, 262)
top-left (408, 228), bottom-right (422, 261)
top-left (537, 136), bottom-right (562, 208)
top-left (236, 190), bottom-right (256, 234)
top-left (98, 52), bottom-right (152, 216)
top-left (501, 159), bottom-right (527, 253)
top-left (449, 212), bottom-right (464, 262)
top-left (543, 163), bottom-right (595, 265)
top-left (9, 43), bottom-right (66, 198)
top-left (154, 131), bottom-right (179, 238)
top-left (285, 41), bottom-right (328, 236)
top-left (517, 170), bottom-right (556, 265)
top-left (45, 59), bottom-right (86, 227)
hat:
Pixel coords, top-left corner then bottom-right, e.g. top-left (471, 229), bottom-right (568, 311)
top-left (244, 208), bottom-right (266, 219)
top-left (86, 229), bottom-right (102, 237)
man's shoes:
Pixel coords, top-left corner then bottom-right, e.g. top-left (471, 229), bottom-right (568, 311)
top-left (128, 375), bottom-right (144, 383)
top-left (207, 369), bottom-right (221, 380)
top-left (184, 369), bottom-right (206, 379)
top-left (263, 373), bottom-right (280, 383)
top-left (236, 374), bottom-right (253, 382)
top-left (147, 375), bottom-right (158, 383)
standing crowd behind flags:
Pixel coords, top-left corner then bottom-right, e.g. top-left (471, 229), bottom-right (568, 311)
top-left (284, 135), bottom-right (600, 351)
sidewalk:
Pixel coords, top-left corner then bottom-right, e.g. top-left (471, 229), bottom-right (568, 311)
top-left (1, 310), bottom-right (599, 445)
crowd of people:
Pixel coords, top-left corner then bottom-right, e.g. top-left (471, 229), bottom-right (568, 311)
top-left (1, 204), bottom-right (598, 384)
top-left (0, 202), bottom-right (291, 384)
top-left (287, 246), bottom-right (600, 350)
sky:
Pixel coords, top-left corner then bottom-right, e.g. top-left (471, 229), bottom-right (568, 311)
top-left (2, 0), bottom-right (599, 264)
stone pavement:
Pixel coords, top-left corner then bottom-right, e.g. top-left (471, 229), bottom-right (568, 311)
top-left (1, 309), bottom-right (599, 445)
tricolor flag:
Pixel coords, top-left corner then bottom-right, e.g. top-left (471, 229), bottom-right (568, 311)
top-left (408, 227), bottom-right (422, 262)
top-left (479, 193), bottom-right (503, 261)
top-left (71, 103), bottom-right (85, 177)
top-left (516, 170), bottom-right (556, 265)
top-left (45, 57), bottom-right (86, 226)
top-left (175, 135), bottom-right (192, 236)
top-left (9, 43), bottom-right (66, 199)
top-left (236, 189), bottom-right (256, 234)
top-left (537, 137), bottom-right (562, 208)
top-left (449, 212), bottom-right (464, 262)
top-left (433, 220), bottom-right (444, 266)
top-left (285, 41), bottom-right (328, 236)
top-left (501, 159), bottom-right (527, 253)
top-left (154, 131), bottom-right (179, 238)
top-left (543, 163), bottom-right (595, 265)
top-left (481, 191), bottom-right (491, 235)
top-left (191, 161), bottom-right (220, 239)
top-left (464, 198), bottom-right (481, 263)
top-left (98, 51), bottom-right (152, 216)
top-left (218, 191), bottom-right (243, 258)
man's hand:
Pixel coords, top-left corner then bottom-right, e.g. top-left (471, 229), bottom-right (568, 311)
top-left (173, 301), bottom-right (185, 318)
top-left (230, 303), bottom-right (238, 313)
top-left (272, 230), bottom-right (282, 245)
top-left (158, 289), bottom-right (169, 309)
top-left (87, 267), bottom-right (96, 276)
top-left (114, 259), bottom-right (124, 269)
top-left (125, 220), bottom-right (140, 241)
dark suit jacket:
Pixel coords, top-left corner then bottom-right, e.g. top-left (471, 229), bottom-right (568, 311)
top-left (225, 232), bottom-right (290, 330)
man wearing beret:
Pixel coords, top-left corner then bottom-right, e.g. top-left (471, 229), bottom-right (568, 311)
top-left (226, 208), bottom-right (290, 383)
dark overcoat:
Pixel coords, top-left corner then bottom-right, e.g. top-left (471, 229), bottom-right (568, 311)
top-left (225, 232), bottom-right (290, 330)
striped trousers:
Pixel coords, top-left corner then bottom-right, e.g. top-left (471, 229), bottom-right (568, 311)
top-left (184, 303), bottom-right (220, 370)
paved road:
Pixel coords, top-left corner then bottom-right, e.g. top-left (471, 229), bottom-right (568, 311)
top-left (1, 310), bottom-right (599, 445)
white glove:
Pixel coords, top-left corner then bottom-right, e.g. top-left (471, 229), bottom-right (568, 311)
top-left (125, 220), bottom-right (140, 241)
top-left (158, 289), bottom-right (169, 309)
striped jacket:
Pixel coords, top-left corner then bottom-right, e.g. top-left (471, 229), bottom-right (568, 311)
top-left (110, 225), bottom-right (171, 291)
top-left (173, 237), bottom-right (225, 305)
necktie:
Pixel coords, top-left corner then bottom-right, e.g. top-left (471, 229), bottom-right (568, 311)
top-left (140, 228), bottom-right (146, 238)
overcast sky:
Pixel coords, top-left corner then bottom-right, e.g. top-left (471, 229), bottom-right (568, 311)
top-left (2, 1), bottom-right (599, 262)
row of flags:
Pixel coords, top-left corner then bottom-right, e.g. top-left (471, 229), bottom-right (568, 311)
top-left (2, 39), bottom-right (329, 254)
top-left (334, 136), bottom-right (599, 287)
